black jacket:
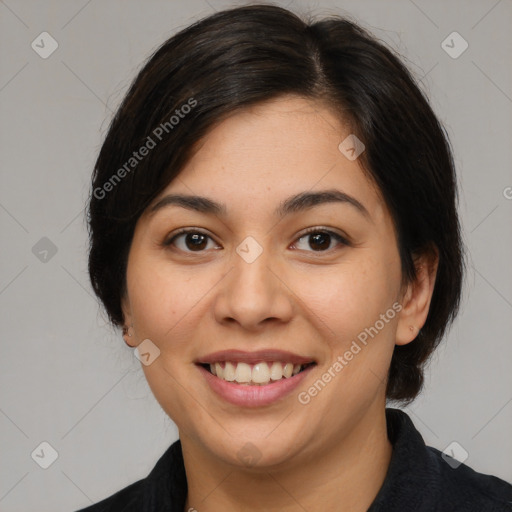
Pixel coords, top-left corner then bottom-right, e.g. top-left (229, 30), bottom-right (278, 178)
top-left (75, 408), bottom-right (512, 511)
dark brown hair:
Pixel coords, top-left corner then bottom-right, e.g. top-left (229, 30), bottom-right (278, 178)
top-left (87, 4), bottom-right (465, 404)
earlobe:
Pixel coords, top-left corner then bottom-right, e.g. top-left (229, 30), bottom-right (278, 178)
top-left (120, 294), bottom-right (136, 347)
top-left (395, 249), bottom-right (439, 346)
top-left (122, 324), bottom-right (135, 347)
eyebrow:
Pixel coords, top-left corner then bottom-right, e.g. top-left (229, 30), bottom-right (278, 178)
top-left (148, 189), bottom-right (370, 220)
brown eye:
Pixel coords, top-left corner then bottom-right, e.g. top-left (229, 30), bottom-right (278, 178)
top-left (164, 230), bottom-right (218, 252)
top-left (293, 229), bottom-right (348, 252)
top-left (163, 227), bottom-right (348, 255)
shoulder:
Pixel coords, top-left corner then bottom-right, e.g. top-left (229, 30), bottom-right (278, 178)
top-left (74, 479), bottom-right (144, 511)
top-left (426, 445), bottom-right (512, 511)
top-left (72, 440), bottom-right (187, 512)
top-left (369, 409), bottom-right (512, 511)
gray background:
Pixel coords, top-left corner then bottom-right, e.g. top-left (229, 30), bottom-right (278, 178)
top-left (0, 0), bottom-right (511, 510)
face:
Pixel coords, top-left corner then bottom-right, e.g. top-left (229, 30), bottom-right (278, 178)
top-left (121, 95), bottom-right (420, 470)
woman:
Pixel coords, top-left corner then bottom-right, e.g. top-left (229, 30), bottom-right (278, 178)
top-left (78, 4), bottom-right (512, 511)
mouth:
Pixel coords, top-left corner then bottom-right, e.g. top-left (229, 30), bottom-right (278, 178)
top-left (195, 349), bottom-right (317, 391)
top-left (198, 361), bottom-right (317, 386)
top-left (196, 351), bottom-right (317, 407)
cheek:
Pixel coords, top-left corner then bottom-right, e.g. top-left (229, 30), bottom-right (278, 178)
top-left (128, 258), bottom-right (208, 425)
top-left (126, 254), bottom-right (228, 377)
top-left (294, 259), bottom-right (399, 411)
top-left (127, 251), bottom-right (199, 338)
top-left (297, 253), bottom-right (400, 348)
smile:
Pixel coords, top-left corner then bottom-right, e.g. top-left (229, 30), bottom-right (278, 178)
top-left (202, 361), bottom-right (316, 385)
top-left (195, 349), bottom-right (317, 407)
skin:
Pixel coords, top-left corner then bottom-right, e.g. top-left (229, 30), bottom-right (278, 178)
top-left (121, 94), bottom-right (438, 512)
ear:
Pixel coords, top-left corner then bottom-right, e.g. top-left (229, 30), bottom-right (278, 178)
top-left (120, 293), bottom-right (136, 347)
top-left (396, 247), bottom-right (439, 346)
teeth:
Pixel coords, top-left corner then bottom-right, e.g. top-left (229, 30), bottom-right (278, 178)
top-left (224, 361), bottom-right (236, 381)
top-left (234, 362), bottom-right (252, 383)
top-left (214, 362), bottom-right (224, 379)
top-left (270, 362), bottom-right (283, 380)
top-left (252, 362), bottom-right (270, 384)
top-left (207, 361), bottom-right (306, 385)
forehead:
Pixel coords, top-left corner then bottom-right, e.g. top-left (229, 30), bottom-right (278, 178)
top-left (148, 95), bottom-right (385, 223)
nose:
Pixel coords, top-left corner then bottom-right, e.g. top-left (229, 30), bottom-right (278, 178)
top-left (213, 239), bottom-right (294, 332)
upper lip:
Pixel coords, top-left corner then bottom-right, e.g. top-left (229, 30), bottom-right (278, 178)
top-left (195, 349), bottom-right (315, 365)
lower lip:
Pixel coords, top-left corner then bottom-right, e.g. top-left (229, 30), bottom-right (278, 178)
top-left (197, 364), bottom-right (315, 407)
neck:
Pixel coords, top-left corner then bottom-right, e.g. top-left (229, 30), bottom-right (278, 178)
top-left (182, 404), bottom-right (392, 512)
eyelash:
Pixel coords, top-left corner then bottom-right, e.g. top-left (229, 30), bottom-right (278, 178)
top-left (162, 226), bottom-right (350, 254)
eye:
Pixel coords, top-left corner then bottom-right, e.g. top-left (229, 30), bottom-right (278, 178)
top-left (164, 229), bottom-right (219, 253)
top-left (292, 228), bottom-right (349, 253)
top-left (163, 227), bottom-right (349, 254)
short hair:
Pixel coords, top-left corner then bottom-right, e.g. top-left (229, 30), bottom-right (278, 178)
top-left (87, 4), bottom-right (465, 404)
